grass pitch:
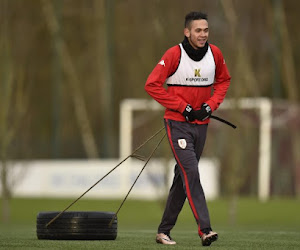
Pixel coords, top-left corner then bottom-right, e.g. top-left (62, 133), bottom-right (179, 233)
top-left (0, 198), bottom-right (300, 249)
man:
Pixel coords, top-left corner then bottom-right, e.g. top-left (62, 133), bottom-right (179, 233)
top-left (144, 11), bottom-right (231, 246)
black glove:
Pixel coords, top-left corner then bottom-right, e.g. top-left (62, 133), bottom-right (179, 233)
top-left (194, 103), bottom-right (212, 121)
top-left (182, 104), bottom-right (196, 122)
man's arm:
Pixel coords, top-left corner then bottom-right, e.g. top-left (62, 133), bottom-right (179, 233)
top-left (144, 46), bottom-right (187, 113)
top-left (205, 44), bottom-right (231, 112)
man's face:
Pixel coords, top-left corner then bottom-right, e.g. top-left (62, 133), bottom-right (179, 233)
top-left (184, 19), bottom-right (209, 49)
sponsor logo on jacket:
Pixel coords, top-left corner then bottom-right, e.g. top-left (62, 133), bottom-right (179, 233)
top-left (186, 68), bottom-right (208, 82)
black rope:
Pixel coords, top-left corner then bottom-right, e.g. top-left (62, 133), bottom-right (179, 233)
top-left (210, 115), bottom-right (237, 129)
top-left (108, 133), bottom-right (166, 227)
top-left (46, 126), bottom-right (165, 228)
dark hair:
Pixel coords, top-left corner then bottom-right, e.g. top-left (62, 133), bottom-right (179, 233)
top-left (184, 12), bottom-right (208, 28)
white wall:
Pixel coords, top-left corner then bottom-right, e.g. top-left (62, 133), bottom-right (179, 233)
top-left (1, 158), bottom-right (219, 200)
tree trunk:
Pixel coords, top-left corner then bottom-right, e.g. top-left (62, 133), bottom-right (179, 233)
top-left (42, 0), bottom-right (99, 158)
top-left (1, 159), bottom-right (10, 223)
top-left (278, 3), bottom-right (300, 197)
top-left (220, 0), bottom-right (260, 97)
top-left (219, 0), bottom-right (257, 224)
top-left (0, 0), bottom-right (11, 223)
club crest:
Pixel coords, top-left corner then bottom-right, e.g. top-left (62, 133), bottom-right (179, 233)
top-left (178, 139), bottom-right (187, 149)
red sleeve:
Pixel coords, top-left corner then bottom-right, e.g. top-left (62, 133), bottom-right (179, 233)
top-left (206, 44), bottom-right (231, 111)
top-left (144, 46), bottom-right (188, 113)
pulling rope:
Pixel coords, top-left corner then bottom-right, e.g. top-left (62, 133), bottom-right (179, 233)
top-left (108, 132), bottom-right (166, 227)
top-left (46, 126), bottom-right (165, 228)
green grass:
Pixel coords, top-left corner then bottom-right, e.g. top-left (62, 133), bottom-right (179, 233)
top-left (0, 197), bottom-right (300, 249)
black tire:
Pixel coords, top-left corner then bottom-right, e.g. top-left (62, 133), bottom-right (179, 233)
top-left (36, 211), bottom-right (117, 240)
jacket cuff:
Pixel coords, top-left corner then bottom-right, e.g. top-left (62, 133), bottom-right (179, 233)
top-left (178, 101), bottom-right (188, 113)
top-left (205, 100), bottom-right (218, 112)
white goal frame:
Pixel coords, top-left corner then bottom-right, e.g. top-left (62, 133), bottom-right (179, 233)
top-left (120, 98), bottom-right (272, 201)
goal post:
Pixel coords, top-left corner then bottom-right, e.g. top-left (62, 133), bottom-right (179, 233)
top-left (120, 98), bottom-right (272, 201)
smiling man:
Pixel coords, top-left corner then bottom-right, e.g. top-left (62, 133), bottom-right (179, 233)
top-left (145, 12), bottom-right (231, 246)
top-left (185, 16), bottom-right (209, 48)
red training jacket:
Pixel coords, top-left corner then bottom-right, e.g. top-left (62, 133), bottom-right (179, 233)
top-left (144, 43), bottom-right (231, 124)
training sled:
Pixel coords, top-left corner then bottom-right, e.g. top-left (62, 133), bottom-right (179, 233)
top-left (36, 211), bottom-right (117, 240)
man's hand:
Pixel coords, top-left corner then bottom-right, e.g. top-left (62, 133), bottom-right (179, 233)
top-left (182, 104), bottom-right (196, 122)
top-left (194, 103), bottom-right (212, 121)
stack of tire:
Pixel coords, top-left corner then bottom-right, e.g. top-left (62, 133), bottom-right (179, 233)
top-left (36, 211), bottom-right (117, 240)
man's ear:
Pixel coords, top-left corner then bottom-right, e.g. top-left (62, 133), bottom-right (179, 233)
top-left (184, 28), bottom-right (190, 38)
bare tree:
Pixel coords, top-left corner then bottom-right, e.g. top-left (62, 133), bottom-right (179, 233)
top-left (0, 36), bottom-right (13, 222)
top-left (219, 0), bottom-right (263, 225)
top-left (0, 5), bottom-right (28, 221)
top-left (276, 1), bottom-right (300, 197)
top-left (41, 0), bottom-right (99, 158)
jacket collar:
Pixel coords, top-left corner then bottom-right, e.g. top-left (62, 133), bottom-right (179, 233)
top-left (181, 36), bottom-right (209, 61)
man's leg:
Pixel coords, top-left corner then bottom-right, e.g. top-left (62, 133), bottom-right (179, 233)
top-left (157, 164), bottom-right (186, 234)
top-left (194, 124), bottom-right (218, 246)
